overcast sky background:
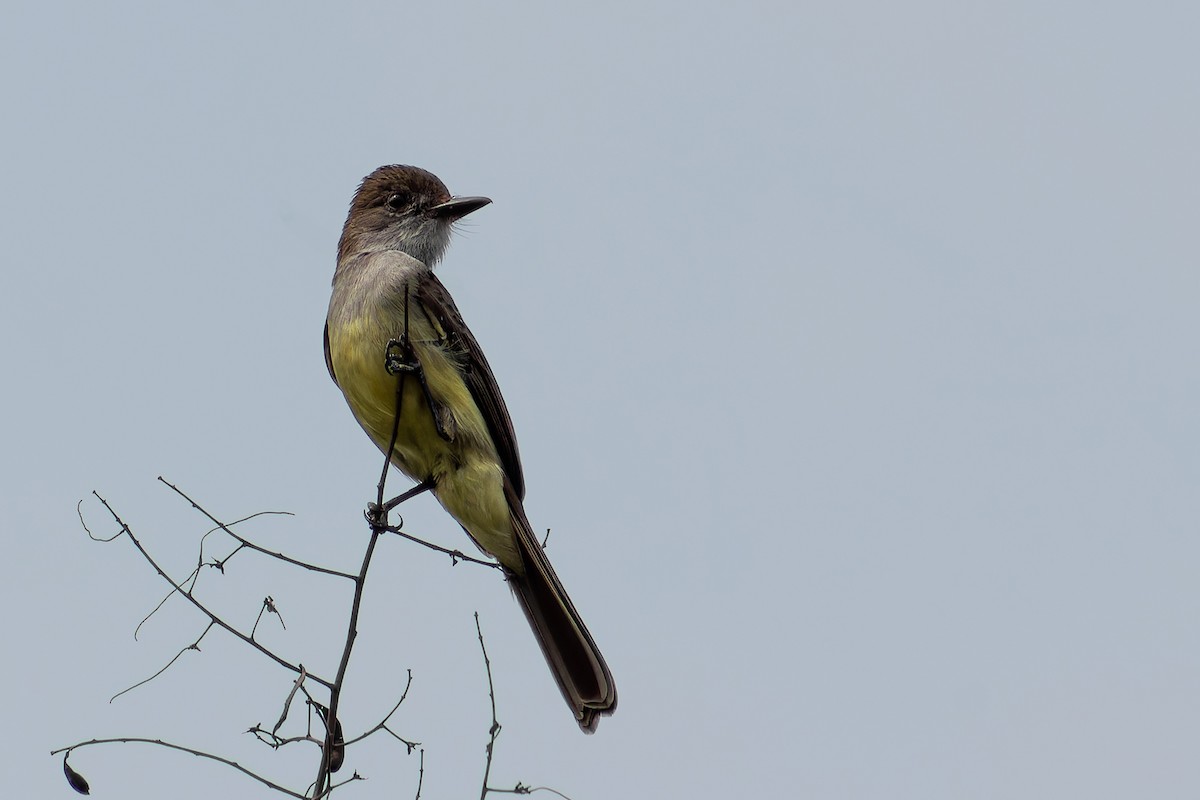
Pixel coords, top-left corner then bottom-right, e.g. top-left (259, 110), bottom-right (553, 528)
top-left (4, 2), bottom-right (1199, 798)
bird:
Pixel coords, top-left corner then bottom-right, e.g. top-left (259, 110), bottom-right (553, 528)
top-left (324, 165), bottom-right (616, 732)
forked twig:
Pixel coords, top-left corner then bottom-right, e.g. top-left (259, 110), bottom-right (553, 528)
top-left (87, 492), bottom-right (333, 690)
top-left (159, 478), bottom-right (355, 580)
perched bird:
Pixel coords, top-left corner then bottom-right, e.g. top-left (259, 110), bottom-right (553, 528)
top-left (324, 165), bottom-right (616, 731)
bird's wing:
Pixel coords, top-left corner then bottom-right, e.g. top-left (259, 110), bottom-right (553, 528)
top-left (323, 321), bottom-right (339, 386)
top-left (415, 271), bottom-right (526, 500)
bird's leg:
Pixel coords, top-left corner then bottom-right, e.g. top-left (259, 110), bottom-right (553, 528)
top-left (381, 477), bottom-right (436, 514)
top-left (367, 478), bottom-right (434, 525)
top-left (384, 336), bottom-right (454, 441)
top-left (368, 476), bottom-right (436, 526)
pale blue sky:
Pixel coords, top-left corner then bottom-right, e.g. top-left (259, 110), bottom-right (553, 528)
top-left (4, 2), bottom-right (1199, 798)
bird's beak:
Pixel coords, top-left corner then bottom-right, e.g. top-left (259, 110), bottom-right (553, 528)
top-left (429, 196), bottom-right (492, 220)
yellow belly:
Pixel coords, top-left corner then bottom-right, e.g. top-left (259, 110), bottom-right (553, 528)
top-left (327, 311), bottom-right (520, 568)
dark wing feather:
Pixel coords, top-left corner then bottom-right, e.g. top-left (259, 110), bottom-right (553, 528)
top-left (323, 321), bottom-right (339, 386)
top-left (415, 273), bottom-right (525, 499)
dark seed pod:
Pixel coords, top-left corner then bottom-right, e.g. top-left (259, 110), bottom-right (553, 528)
top-left (327, 714), bottom-right (345, 773)
top-left (313, 701), bottom-right (346, 773)
top-left (63, 755), bottom-right (90, 795)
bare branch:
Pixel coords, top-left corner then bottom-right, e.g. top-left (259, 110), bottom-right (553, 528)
top-left (310, 515), bottom-right (385, 795)
top-left (472, 616), bottom-right (571, 800)
top-left (247, 726), bottom-right (318, 750)
top-left (133, 565), bottom-right (203, 641)
top-left (84, 492), bottom-right (334, 690)
top-left (158, 477), bottom-right (356, 581)
top-left (77, 499), bottom-right (122, 542)
top-left (381, 525), bottom-right (503, 570)
top-left (311, 770), bottom-right (366, 799)
top-left (110, 621), bottom-right (215, 703)
top-left (271, 666), bottom-right (308, 736)
top-left (491, 786), bottom-right (575, 800)
top-left (476, 612), bottom-right (501, 800)
top-left (50, 738), bottom-right (308, 799)
top-left (343, 669), bottom-right (420, 753)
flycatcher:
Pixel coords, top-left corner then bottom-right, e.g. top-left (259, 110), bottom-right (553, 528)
top-left (324, 165), bottom-right (616, 732)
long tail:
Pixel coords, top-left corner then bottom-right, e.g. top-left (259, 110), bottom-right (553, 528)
top-left (504, 481), bottom-right (617, 732)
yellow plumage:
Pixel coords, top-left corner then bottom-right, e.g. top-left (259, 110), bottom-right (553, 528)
top-left (327, 303), bottom-right (520, 569)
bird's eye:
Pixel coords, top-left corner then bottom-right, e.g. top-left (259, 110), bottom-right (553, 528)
top-left (385, 192), bottom-right (409, 210)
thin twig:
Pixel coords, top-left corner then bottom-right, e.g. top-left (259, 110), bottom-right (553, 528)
top-left (77, 500), bottom-right (122, 542)
top-left (196, 511), bottom-right (296, 572)
top-left (86, 493), bottom-right (333, 690)
top-left (342, 669), bottom-right (420, 752)
top-left (490, 787), bottom-right (574, 800)
top-left (159, 478), bottom-right (356, 580)
top-left (473, 616), bottom-right (569, 799)
top-left (110, 621), bottom-right (215, 702)
top-left (252, 596), bottom-right (287, 639)
top-left (271, 666), bottom-right (308, 736)
top-left (134, 567), bottom-right (203, 640)
top-left (248, 727), bottom-right (319, 750)
top-left (310, 770), bottom-right (366, 799)
top-left (311, 524), bottom-right (381, 794)
top-left (381, 525), bottom-right (502, 569)
top-left (50, 738), bottom-right (308, 798)
top-left (476, 612), bottom-right (500, 800)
